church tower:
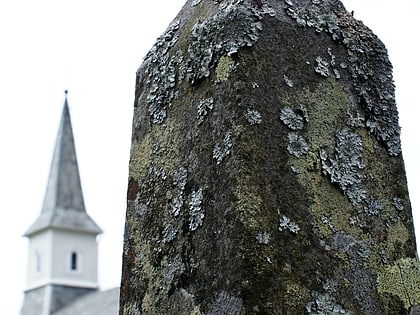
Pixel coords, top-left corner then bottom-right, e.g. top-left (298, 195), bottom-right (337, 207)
top-left (21, 92), bottom-right (102, 315)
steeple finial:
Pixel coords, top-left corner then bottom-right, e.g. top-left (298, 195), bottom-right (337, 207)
top-left (64, 90), bottom-right (69, 105)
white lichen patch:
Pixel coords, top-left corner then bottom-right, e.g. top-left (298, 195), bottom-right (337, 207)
top-left (171, 166), bottom-right (188, 217)
top-left (363, 198), bottom-right (382, 216)
top-left (283, 74), bottom-right (294, 87)
top-left (306, 291), bottom-right (349, 315)
top-left (162, 224), bottom-right (178, 243)
top-left (392, 197), bottom-right (404, 211)
top-left (213, 132), bottom-right (233, 164)
top-left (256, 231), bottom-right (270, 244)
top-left (245, 109), bottom-right (262, 125)
top-left (196, 97), bottom-right (214, 124)
top-left (315, 56), bottom-right (330, 77)
top-left (191, 0), bottom-right (202, 7)
top-left (320, 128), bottom-right (366, 205)
top-left (187, 5), bottom-right (262, 84)
top-left (280, 107), bottom-right (305, 130)
top-left (189, 188), bottom-right (204, 231)
top-left (279, 215), bottom-right (300, 234)
top-left (287, 132), bottom-right (309, 157)
top-left (144, 20), bottom-right (182, 124)
top-left (208, 291), bottom-right (243, 315)
top-left (165, 257), bottom-right (185, 293)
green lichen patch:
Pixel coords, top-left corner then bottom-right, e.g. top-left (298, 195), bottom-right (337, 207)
top-left (284, 78), bottom-right (358, 239)
top-left (150, 122), bottom-right (183, 175)
top-left (129, 136), bottom-right (152, 179)
top-left (215, 55), bottom-right (236, 82)
top-left (377, 257), bottom-right (420, 309)
top-left (298, 78), bottom-right (348, 152)
top-left (386, 220), bottom-right (410, 256)
top-left (284, 283), bottom-right (311, 311)
top-left (190, 305), bottom-right (202, 315)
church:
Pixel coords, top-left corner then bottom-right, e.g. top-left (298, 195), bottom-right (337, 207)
top-left (20, 92), bottom-right (119, 315)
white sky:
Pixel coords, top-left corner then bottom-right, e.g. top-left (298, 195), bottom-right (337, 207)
top-left (0, 0), bottom-right (418, 314)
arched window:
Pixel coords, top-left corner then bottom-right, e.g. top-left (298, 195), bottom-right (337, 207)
top-left (70, 251), bottom-right (78, 271)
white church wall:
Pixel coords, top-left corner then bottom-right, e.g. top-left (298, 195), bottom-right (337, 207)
top-left (25, 230), bottom-right (53, 291)
top-left (50, 229), bottom-right (98, 288)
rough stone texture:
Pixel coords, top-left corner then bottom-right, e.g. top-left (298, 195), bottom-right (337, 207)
top-left (120, 0), bottom-right (420, 314)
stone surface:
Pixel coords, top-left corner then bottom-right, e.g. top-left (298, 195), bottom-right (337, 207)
top-left (120, 0), bottom-right (419, 314)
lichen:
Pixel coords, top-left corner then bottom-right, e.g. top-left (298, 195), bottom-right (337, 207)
top-left (215, 55), bottom-right (236, 82)
top-left (129, 137), bottom-right (152, 179)
top-left (287, 132), bottom-right (309, 157)
top-left (234, 163), bottom-right (266, 231)
top-left (280, 107), bottom-right (305, 130)
top-left (187, 4), bottom-right (262, 84)
top-left (165, 257), bottom-right (185, 293)
top-left (190, 305), bottom-right (202, 315)
top-left (283, 74), bottom-right (294, 87)
top-left (392, 197), bottom-right (404, 211)
top-left (284, 283), bottom-right (311, 311)
top-left (189, 188), bottom-right (204, 231)
top-left (245, 109), bottom-right (262, 125)
top-left (306, 291), bottom-right (349, 315)
top-left (363, 198), bottom-right (382, 217)
top-left (143, 20), bottom-right (182, 124)
top-left (208, 291), bottom-right (243, 315)
top-left (377, 258), bottom-right (420, 309)
top-left (213, 131), bottom-right (233, 164)
top-left (162, 224), bottom-right (178, 243)
top-left (278, 215), bottom-right (300, 234)
top-left (285, 0), bottom-right (402, 156)
top-left (191, 0), bottom-right (202, 7)
top-left (171, 166), bottom-right (188, 217)
top-left (196, 97), bottom-right (214, 124)
top-left (256, 231), bottom-right (270, 244)
top-left (320, 128), bottom-right (366, 205)
top-left (315, 56), bottom-right (330, 77)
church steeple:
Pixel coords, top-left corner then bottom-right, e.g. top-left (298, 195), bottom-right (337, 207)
top-left (21, 91), bottom-right (101, 315)
top-left (25, 91), bottom-right (102, 236)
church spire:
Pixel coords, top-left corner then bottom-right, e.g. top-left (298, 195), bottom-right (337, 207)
top-left (25, 91), bottom-right (102, 236)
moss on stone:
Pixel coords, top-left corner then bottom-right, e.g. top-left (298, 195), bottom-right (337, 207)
top-left (377, 258), bottom-right (420, 309)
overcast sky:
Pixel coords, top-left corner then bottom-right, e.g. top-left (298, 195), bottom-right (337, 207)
top-left (0, 0), bottom-right (418, 314)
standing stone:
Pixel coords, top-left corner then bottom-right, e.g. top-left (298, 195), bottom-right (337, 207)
top-left (120, 0), bottom-right (420, 314)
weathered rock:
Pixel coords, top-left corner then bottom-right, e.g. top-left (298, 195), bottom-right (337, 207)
top-left (120, 0), bottom-right (420, 314)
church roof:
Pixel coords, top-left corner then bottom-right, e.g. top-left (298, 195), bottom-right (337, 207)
top-left (52, 287), bottom-right (120, 315)
top-left (25, 92), bottom-right (102, 236)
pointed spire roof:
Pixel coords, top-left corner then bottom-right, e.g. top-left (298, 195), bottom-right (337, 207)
top-left (25, 91), bottom-right (102, 236)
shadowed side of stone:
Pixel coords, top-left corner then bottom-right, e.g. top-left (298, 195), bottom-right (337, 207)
top-left (120, 0), bottom-right (419, 314)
